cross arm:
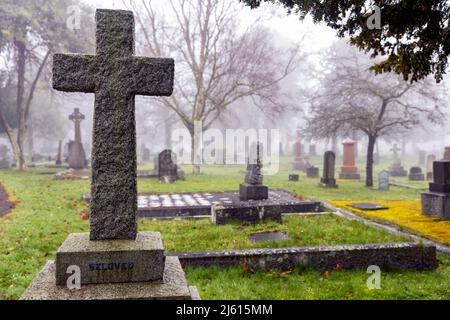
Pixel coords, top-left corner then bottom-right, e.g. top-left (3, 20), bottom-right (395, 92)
top-left (53, 54), bottom-right (97, 93)
top-left (128, 57), bottom-right (174, 96)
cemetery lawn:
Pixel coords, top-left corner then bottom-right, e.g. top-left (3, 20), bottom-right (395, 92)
top-left (0, 164), bottom-right (449, 300)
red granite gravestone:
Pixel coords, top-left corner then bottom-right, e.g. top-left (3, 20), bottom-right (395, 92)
top-left (443, 147), bottom-right (450, 160)
top-left (339, 138), bottom-right (360, 180)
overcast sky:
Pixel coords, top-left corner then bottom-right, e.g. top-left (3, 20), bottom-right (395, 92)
top-left (84, 0), bottom-right (338, 51)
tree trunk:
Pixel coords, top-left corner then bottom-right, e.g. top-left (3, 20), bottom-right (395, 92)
top-left (366, 135), bottom-right (377, 187)
top-left (15, 39), bottom-right (27, 171)
top-left (190, 131), bottom-right (202, 175)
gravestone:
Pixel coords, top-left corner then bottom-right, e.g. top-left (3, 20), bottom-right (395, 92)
top-left (306, 166), bottom-right (319, 178)
top-left (309, 144), bottom-right (317, 157)
top-left (418, 150), bottom-right (426, 166)
top-left (426, 155), bottom-right (436, 181)
top-left (444, 147), bottom-right (450, 160)
top-left (55, 140), bottom-right (63, 166)
top-left (320, 151), bottom-right (338, 188)
top-left (292, 128), bottom-right (307, 171)
top-left (388, 144), bottom-right (407, 177)
top-left (22, 9), bottom-right (197, 300)
top-left (409, 167), bottom-right (425, 181)
top-left (378, 170), bottom-right (390, 191)
top-left (339, 138), bottom-right (360, 179)
top-left (158, 149), bottom-right (178, 183)
top-left (142, 145), bottom-right (150, 162)
top-left (422, 161), bottom-right (450, 220)
top-left (289, 174), bottom-right (299, 182)
top-left (67, 108), bottom-right (87, 169)
top-left (240, 142), bottom-right (269, 200)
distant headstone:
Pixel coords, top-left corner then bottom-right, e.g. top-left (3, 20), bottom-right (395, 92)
top-left (422, 161), bottom-right (450, 220)
top-left (418, 150), bottom-right (426, 166)
top-left (67, 108), bottom-right (87, 169)
top-left (292, 127), bottom-right (307, 171)
top-left (443, 147), bottom-right (450, 160)
top-left (22, 9), bottom-right (197, 300)
top-left (409, 167), bottom-right (425, 181)
top-left (320, 151), bottom-right (338, 188)
top-left (306, 166), bottom-right (319, 178)
top-left (426, 155), bottom-right (436, 181)
top-left (56, 140), bottom-right (63, 165)
top-left (158, 150), bottom-right (178, 183)
top-left (339, 138), bottom-right (360, 179)
top-left (373, 152), bottom-right (380, 166)
top-left (240, 142), bottom-right (269, 200)
top-left (388, 144), bottom-right (407, 177)
top-left (378, 170), bottom-right (390, 191)
top-left (289, 174), bottom-right (299, 182)
top-left (309, 144), bottom-right (317, 157)
top-left (142, 146), bottom-right (151, 162)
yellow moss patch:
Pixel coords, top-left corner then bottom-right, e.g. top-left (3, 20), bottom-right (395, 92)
top-left (330, 200), bottom-right (450, 246)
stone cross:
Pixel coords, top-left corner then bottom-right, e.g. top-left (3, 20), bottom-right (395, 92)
top-left (391, 144), bottom-right (401, 162)
top-left (69, 108), bottom-right (85, 144)
top-left (53, 9), bottom-right (174, 240)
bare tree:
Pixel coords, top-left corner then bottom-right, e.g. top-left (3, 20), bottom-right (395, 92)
top-left (305, 41), bottom-right (447, 187)
top-left (124, 0), bottom-right (300, 173)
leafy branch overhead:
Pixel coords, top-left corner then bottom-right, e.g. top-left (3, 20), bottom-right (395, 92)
top-left (241, 0), bottom-right (450, 82)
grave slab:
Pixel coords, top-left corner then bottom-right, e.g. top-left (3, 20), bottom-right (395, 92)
top-left (21, 257), bottom-right (196, 300)
top-left (349, 203), bottom-right (389, 211)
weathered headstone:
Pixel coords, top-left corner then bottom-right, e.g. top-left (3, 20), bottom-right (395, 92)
top-left (292, 128), bottom-right (307, 171)
top-left (418, 150), bottom-right (426, 166)
top-left (55, 140), bottom-right (63, 166)
top-left (443, 147), bottom-right (450, 160)
top-left (22, 9), bottom-right (197, 300)
top-left (142, 144), bottom-right (150, 162)
top-left (426, 155), bottom-right (436, 181)
top-left (422, 161), bottom-right (450, 220)
top-left (240, 142), bottom-right (269, 200)
top-left (339, 138), bottom-right (360, 179)
top-left (320, 151), bottom-right (338, 188)
top-left (67, 108), bottom-right (87, 169)
top-left (409, 167), bottom-right (425, 181)
top-left (306, 166), bottom-right (319, 178)
top-left (289, 174), bottom-right (299, 182)
top-left (378, 170), bottom-right (390, 191)
top-left (388, 144), bottom-right (407, 177)
top-left (158, 149), bottom-right (178, 183)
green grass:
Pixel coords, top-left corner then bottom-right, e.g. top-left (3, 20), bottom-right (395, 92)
top-left (0, 156), bottom-right (447, 300)
top-left (186, 255), bottom-right (450, 300)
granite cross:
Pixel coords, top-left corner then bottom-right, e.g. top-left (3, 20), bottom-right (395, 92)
top-left (391, 144), bottom-right (401, 162)
top-left (53, 9), bottom-right (174, 241)
top-left (69, 108), bottom-right (85, 144)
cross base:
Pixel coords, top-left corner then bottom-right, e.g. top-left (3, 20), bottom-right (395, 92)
top-left (20, 257), bottom-right (200, 300)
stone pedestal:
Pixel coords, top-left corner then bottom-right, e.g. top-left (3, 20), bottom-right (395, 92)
top-left (212, 203), bottom-right (282, 225)
top-left (388, 163), bottom-right (407, 177)
top-left (55, 232), bottom-right (165, 285)
top-left (239, 183), bottom-right (269, 201)
top-left (421, 192), bottom-right (450, 220)
top-left (22, 232), bottom-right (199, 300)
top-left (21, 257), bottom-right (199, 300)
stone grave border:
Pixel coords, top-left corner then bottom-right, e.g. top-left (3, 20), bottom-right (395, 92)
top-left (169, 242), bottom-right (437, 271)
